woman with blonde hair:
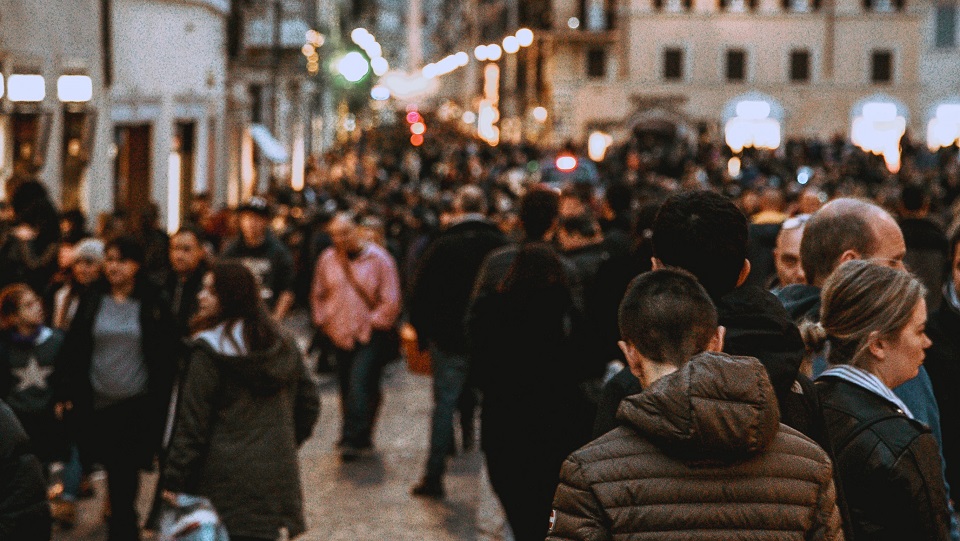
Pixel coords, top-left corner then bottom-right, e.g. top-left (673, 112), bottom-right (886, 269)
top-left (805, 260), bottom-right (950, 540)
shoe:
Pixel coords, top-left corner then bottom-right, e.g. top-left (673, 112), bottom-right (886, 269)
top-left (340, 444), bottom-right (373, 462)
top-left (411, 478), bottom-right (445, 499)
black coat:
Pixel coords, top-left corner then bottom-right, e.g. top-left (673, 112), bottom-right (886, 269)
top-left (467, 285), bottom-right (592, 455)
top-left (164, 335), bottom-right (320, 539)
top-left (55, 284), bottom-right (179, 464)
top-left (817, 376), bottom-right (951, 541)
top-left (409, 218), bottom-right (506, 353)
top-left (0, 399), bottom-right (50, 540)
top-left (924, 293), bottom-right (960, 497)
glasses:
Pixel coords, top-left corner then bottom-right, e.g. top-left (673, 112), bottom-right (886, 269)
top-left (782, 214), bottom-right (811, 231)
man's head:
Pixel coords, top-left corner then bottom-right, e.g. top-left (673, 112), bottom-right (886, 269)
top-left (519, 186), bottom-right (561, 241)
top-left (799, 198), bottom-right (905, 287)
top-left (169, 226), bottom-right (206, 277)
top-left (774, 215), bottom-right (809, 287)
top-left (454, 185), bottom-right (487, 216)
top-left (327, 211), bottom-right (364, 256)
top-left (652, 190), bottom-right (750, 299)
top-left (618, 269), bottom-right (724, 387)
top-left (237, 196), bottom-right (271, 247)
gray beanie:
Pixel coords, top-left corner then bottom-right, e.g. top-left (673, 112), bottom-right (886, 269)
top-left (74, 238), bottom-right (105, 263)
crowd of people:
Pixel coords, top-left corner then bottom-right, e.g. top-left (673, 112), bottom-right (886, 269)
top-left (1, 129), bottom-right (960, 541)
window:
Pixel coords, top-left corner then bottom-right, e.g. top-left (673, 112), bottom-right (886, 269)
top-left (871, 50), bottom-right (893, 83)
top-left (726, 49), bottom-right (747, 82)
top-left (790, 50), bottom-right (811, 82)
top-left (936, 5), bottom-right (958, 48)
top-left (663, 48), bottom-right (684, 81)
top-left (587, 49), bottom-right (607, 79)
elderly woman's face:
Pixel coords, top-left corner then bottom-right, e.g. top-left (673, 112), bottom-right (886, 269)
top-left (873, 299), bottom-right (931, 389)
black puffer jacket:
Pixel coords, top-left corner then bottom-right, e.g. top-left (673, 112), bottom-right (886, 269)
top-left (0, 400), bottom-right (50, 540)
top-left (548, 353), bottom-right (843, 541)
top-left (817, 376), bottom-right (950, 541)
top-left (164, 334), bottom-right (320, 540)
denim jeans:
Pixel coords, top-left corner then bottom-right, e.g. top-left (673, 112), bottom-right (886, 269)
top-left (335, 332), bottom-right (387, 448)
top-left (424, 347), bottom-right (470, 480)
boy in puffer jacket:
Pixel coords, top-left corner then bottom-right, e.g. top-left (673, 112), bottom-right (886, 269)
top-left (547, 269), bottom-right (843, 541)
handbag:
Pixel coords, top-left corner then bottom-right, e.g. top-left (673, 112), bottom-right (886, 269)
top-left (400, 323), bottom-right (432, 375)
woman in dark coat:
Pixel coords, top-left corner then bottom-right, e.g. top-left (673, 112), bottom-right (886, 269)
top-left (804, 260), bottom-right (950, 541)
top-left (163, 261), bottom-right (320, 541)
top-left (467, 243), bottom-right (592, 541)
top-left (55, 235), bottom-right (178, 541)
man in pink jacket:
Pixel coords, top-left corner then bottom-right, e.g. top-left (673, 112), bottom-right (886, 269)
top-left (311, 212), bottom-right (401, 460)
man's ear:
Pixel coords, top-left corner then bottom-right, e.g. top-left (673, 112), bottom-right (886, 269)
top-left (838, 249), bottom-right (860, 265)
top-left (707, 326), bottom-right (726, 352)
top-left (651, 257), bottom-right (664, 270)
top-left (736, 259), bottom-right (751, 287)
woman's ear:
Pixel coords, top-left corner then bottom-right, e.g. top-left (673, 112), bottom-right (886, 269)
top-left (866, 330), bottom-right (886, 361)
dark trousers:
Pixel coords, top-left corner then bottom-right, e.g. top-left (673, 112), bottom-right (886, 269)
top-left (485, 447), bottom-right (562, 541)
top-left (87, 396), bottom-right (153, 541)
top-left (334, 331), bottom-right (386, 447)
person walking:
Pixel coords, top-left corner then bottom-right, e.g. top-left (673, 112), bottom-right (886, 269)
top-left (222, 197), bottom-right (296, 321)
top-left (311, 211), bottom-right (401, 460)
top-left (548, 269), bottom-right (843, 541)
top-left (408, 186), bottom-right (506, 498)
top-left (805, 260), bottom-right (950, 540)
top-left (55, 235), bottom-right (178, 541)
top-left (163, 261), bottom-right (320, 541)
top-left (467, 243), bottom-right (592, 541)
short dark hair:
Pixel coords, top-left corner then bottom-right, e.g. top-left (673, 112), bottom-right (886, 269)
top-left (800, 198), bottom-right (880, 286)
top-left (652, 191), bottom-right (748, 299)
top-left (900, 184), bottom-right (929, 213)
top-left (519, 187), bottom-right (560, 241)
top-left (560, 212), bottom-right (598, 238)
top-left (618, 269), bottom-right (718, 368)
top-left (105, 235), bottom-right (146, 265)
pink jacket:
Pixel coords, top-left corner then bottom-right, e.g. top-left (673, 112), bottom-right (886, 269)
top-left (310, 243), bottom-right (402, 350)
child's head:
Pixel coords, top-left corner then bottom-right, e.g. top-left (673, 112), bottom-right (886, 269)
top-left (618, 269), bottom-right (723, 385)
top-left (0, 284), bottom-right (43, 331)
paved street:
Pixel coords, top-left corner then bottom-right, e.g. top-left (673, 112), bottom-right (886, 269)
top-left (53, 315), bottom-right (511, 541)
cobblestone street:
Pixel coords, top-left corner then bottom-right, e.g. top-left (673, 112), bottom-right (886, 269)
top-left (53, 315), bottom-right (511, 541)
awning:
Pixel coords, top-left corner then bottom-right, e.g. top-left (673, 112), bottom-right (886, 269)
top-left (249, 124), bottom-right (290, 164)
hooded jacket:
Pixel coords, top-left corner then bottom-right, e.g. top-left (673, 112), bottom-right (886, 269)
top-left (163, 329), bottom-right (320, 540)
top-left (547, 352), bottom-right (843, 541)
top-left (592, 285), bottom-right (826, 447)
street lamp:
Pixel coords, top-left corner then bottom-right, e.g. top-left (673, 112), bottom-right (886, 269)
top-left (338, 52), bottom-right (370, 83)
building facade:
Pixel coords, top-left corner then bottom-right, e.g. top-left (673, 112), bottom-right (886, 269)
top-left (0, 0), bottom-right (109, 212)
top-left (538, 0), bottom-right (960, 148)
top-left (111, 0), bottom-right (229, 231)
